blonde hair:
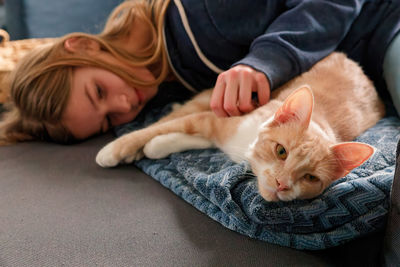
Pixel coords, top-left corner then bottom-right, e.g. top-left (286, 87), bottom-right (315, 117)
top-left (0, 0), bottom-right (171, 144)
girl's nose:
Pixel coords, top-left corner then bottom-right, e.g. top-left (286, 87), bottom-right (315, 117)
top-left (110, 94), bottom-right (131, 113)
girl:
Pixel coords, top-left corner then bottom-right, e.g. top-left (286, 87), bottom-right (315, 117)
top-left (0, 0), bottom-right (399, 144)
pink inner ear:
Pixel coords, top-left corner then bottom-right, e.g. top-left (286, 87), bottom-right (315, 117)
top-left (331, 142), bottom-right (375, 178)
top-left (273, 86), bottom-right (314, 127)
top-left (274, 111), bottom-right (297, 124)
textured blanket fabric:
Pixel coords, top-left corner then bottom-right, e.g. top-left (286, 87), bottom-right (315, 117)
top-left (115, 89), bottom-right (399, 250)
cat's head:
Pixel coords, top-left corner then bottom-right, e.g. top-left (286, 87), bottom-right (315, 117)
top-left (246, 86), bottom-right (374, 202)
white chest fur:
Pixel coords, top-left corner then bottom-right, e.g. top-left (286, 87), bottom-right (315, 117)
top-left (221, 116), bottom-right (264, 163)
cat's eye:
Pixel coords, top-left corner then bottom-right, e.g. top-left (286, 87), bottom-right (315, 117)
top-left (304, 174), bottom-right (319, 182)
top-left (276, 144), bottom-right (287, 160)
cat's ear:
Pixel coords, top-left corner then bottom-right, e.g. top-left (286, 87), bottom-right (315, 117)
top-left (330, 142), bottom-right (375, 179)
top-left (273, 86), bottom-right (314, 129)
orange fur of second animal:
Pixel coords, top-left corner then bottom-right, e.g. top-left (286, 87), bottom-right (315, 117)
top-left (96, 52), bottom-right (385, 202)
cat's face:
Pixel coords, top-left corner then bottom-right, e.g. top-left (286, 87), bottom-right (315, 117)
top-left (246, 122), bottom-right (338, 202)
top-left (245, 86), bottom-right (374, 202)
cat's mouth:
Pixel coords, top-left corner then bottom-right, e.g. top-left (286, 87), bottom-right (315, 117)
top-left (257, 178), bottom-right (280, 202)
top-left (276, 192), bottom-right (296, 202)
top-left (263, 189), bottom-right (296, 202)
top-left (257, 177), bottom-right (299, 202)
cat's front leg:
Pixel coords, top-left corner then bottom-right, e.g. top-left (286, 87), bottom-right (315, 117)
top-left (96, 131), bottom-right (147, 167)
top-left (96, 112), bottom-right (215, 167)
top-left (96, 111), bottom-right (237, 167)
top-left (143, 133), bottom-right (214, 159)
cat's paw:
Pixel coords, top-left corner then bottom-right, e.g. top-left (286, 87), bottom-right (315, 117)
top-left (96, 141), bottom-right (119, 167)
top-left (96, 139), bottom-right (144, 168)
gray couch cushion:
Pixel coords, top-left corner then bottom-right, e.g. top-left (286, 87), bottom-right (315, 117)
top-left (0, 134), bottom-right (384, 266)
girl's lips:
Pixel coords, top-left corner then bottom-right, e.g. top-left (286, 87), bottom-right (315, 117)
top-left (134, 88), bottom-right (143, 105)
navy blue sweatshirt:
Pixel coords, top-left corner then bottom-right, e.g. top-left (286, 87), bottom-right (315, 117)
top-left (163, 0), bottom-right (400, 96)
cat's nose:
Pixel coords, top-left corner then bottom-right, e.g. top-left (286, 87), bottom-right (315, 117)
top-left (276, 179), bottom-right (289, 191)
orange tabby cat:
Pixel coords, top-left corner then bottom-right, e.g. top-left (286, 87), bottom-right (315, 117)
top-left (96, 52), bottom-right (385, 202)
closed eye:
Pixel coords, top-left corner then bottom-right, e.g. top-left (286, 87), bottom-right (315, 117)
top-left (96, 85), bottom-right (112, 132)
top-left (96, 85), bottom-right (104, 99)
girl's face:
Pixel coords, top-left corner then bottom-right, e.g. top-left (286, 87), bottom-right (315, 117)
top-left (62, 65), bottom-right (157, 139)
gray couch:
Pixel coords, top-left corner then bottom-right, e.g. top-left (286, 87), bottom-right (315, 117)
top-left (1, 1), bottom-right (398, 266)
top-left (0, 134), bottom-right (388, 266)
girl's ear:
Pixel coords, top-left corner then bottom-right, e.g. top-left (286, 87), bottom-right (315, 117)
top-left (64, 37), bottom-right (101, 54)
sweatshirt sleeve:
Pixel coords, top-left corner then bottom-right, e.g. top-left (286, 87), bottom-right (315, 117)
top-left (233, 0), bottom-right (367, 90)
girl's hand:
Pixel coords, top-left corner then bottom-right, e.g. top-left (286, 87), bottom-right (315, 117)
top-left (210, 65), bottom-right (270, 117)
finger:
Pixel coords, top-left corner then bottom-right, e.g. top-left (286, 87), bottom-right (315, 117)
top-left (255, 73), bottom-right (271, 106)
top-left (210, 76), bottom-right (228, 117)
top-left (224, 75), bottom-right (241, 116)
top-left (238, 72), bottom-right (255, 114)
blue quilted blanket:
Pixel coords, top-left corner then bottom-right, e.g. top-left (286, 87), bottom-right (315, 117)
top-left (115, 87), bottom-right (400, 250)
